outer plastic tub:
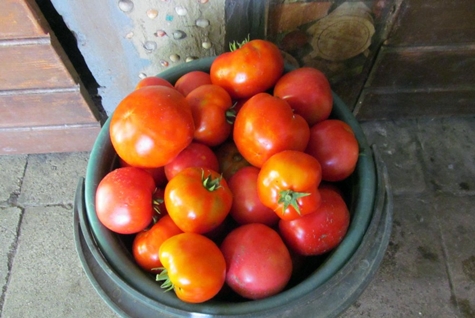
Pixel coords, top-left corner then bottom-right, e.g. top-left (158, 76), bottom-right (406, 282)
top-left (74, 57), bottom-right (393, 317)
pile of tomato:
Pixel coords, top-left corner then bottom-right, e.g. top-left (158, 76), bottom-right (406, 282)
top-left (94, 39), bottom-right (360, 304)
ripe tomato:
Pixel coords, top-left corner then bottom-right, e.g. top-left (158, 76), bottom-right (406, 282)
top-left (119, 157), bottom-right (167, 187)
top-left (210, 39), bottom-right (284, 99)
top-left (214, 140), bottom-right (250, 180)
top-left (135, 76), bottom-right (174, 90)
top-left (174, 71), bottom-right (212, 96)
top-left (273, 67), bottom-right (333, 125)
top-left (164, 167), bottom-right (233, 234)
top-left (186, 84), bottom-right (233, 147)
top-left (132, 215), bottom-right (183, 273)
top-left (164, 142), bottom-right (219, 181)
top-left (257, 150), bottom-right (322, 221)
top-left (233, 93), bottom-right (310, 168)
top-left (220, 223), bottom-right (292, 300)
top-left (95, 167), bottom-right (156, 234)
top-left (156, 233), bottom-right (226, 303)
top-left (110, 86), bottom-right (195, 168)
top-left (228, 166), bottom-right (279, 226)
top-left (305, 119), bottom-right (359, 182)
top-left (278, 186), bottom-right (350, 256)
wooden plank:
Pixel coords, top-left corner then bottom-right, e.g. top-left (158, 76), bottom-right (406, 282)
top-left (355, 90), bottom-right (475, 120)
top-left (387, 0), bottom-right (475, 46)
top-left (0, 123), bottom-right (101, 155)
top-left (0, 43), bottom-right (77, 90)
top-left (365, 46), bottom-right (475, 90)
top-left (0, 0), bottom-right (48, 40)
top-left (0, 89), bottom-right (99, 128)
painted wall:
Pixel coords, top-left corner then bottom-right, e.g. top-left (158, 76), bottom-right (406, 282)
top-left (51, 0), bottom-right (225, 115)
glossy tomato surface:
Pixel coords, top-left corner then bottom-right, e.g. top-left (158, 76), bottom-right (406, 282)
top-left (186, 84), bottom-right (233, 147)
top-left (132, 215), bottom-right (183, 273)
top-left (110, 86), bottom-right (195, 168)
top-left (158, 233), bottom-right (226, 303)
top-left (164, 142), bottom-right (219, 181)
top-left (95, 167), bottom-right (156, 234)
top-left (257, 150), bottom-right (322, 221)
top-left (305, 119), bottom-right (359, 182)
top-left (210, 39), bottom-right (284, 99)
top-left (233, 93), bottom-right (310, 168)
top-left (164, 167), bottom-right (233, 234)
top-left (273, 67), bottom-right (333, 126)
top-left (220, 223), bottom-right (292, 300)
top-left (279, 186), bottom-right (350, 256)
top-left (174, 70), bottom-right (212, 96)
top-left (228, 166), bottom-right (279, 226)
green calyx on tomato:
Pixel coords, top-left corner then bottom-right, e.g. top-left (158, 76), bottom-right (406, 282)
top-left (155, 267), bottom-right (174, 292)
top-left (228, 35), bottom-right (250, 51)
top-left (225, 105), bottom-right (237, 125)
top-left (202, 169), bottom-right (223, 192)
top-left (278, 189), bottom-right (311, 215)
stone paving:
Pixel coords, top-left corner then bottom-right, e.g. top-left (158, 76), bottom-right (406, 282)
top-left (0, 116), bottom-right (474, 317)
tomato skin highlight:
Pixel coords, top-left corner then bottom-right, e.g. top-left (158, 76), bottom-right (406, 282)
top-left (220, 223), bottom-right (292, 300)
top-left (210, 39), bottom-right (284, 99)
top-left (233, 93), bottom-right (310, 168)
top-left (305, 119), bottom-right (359, 182)
top-left (164, 167), bottom-right (233, 234)
top-left (158, 233), bottom-right (226, 303)
top-left (110, 86), bottom-right (195, 168)
top-left (95, 167), bottom-right (156, 234)
top-left (164, 142), bottom-right (219, 181)
top-left (186, 84), bottom-right (233, 147)
top-left (132, 215), bottom-right (183, 273)
top-left (278, 186), bottom-right (350, 256)
top-left (273, 67), bottom-right (333, 126)
top-left (228, 166), bottom-right (279, 226)
top-left (174, 71), bottom-right (212, 96)
top-left (257, 150), bottom-right (322, 221)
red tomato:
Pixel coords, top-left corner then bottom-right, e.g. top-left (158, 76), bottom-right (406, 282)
top-left (95, 167), bottom-right (156, 234)
top-left (157, 233), bottom-right (226, 303)
top-left (164, 167), bottom-right (233, 234)
top-left (164, 142), bottom-right (219, 181)
top-left (119, 157), bottom-right (167, 187)
top-left (132, 215), bottom-right (183, 273)
top-left (305, 119), bottom-right (359, 182)
top-left (257, 150), bottom-right (322, 221)
top-left (110, 86), bottom-right (195, 168)
top-left (233, 93), bottom-right (310, 168)
top-left (220, 223), bottom-right (292, 300)
top-left (278, 186), bottom-right (350, 256)
top-left (273, 67), bottom-right (333, 126)
top-left (214, 140), bottom-right (251, 180)
top-left (228, 166), bottom-right (279, 226)
top-left (135, 76), bottom-right (174, 90)
top-left (174, 71), bottom-right (212, 96)
top-left (186, 84), bottom-right (233, 147)
top-left (210, 39), bottom-right (284, 99)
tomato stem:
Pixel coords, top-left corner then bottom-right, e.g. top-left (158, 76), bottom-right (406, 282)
top-left (155, 268), bottom-right (174, 292)
top-left (201, 169), bottom-right (222, 192)
top-left (228, 34), bottom-right (250, 51)
top-left (278, 190), bottom-right (310, 215)
top-left (226, 104), bottom-right (237, 124)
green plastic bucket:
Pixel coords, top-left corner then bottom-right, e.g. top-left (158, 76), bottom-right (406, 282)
top-left (74, 58), bottom-right (393, 317)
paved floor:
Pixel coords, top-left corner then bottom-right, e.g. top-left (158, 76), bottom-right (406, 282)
top-left (1, 115), bottom-right (474, 317)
